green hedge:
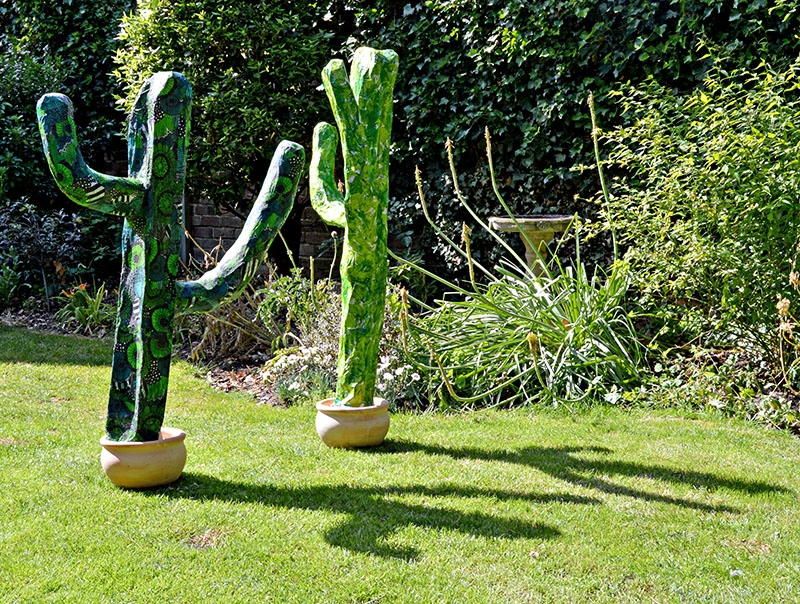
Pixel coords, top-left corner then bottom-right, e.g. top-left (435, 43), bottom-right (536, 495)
top-left (113, 0), bottom-right (338, 214)
top-left (343, 0), bottom-right (800, 268)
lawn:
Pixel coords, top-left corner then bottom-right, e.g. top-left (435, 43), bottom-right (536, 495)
top-left (1, 325), bottom-right (798, 603)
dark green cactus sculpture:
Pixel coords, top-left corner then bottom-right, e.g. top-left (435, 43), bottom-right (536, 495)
top-left (309, 47), bottom-right (399, 408)
top-left (37, 71), bottom-right (304, 442)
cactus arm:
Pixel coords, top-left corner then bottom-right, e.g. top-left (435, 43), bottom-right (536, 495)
top-left (309, 122), bottom-right (346, 228)
top-left (321, 59), bottom-right (358, 140)
top-left (175, 140), bottom-right (305, 314)
top-left (36, 94), bottom-right (145, 217)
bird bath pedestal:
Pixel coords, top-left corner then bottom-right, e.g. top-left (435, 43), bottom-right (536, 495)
top-left (488, 215), bottom-right (573, 275)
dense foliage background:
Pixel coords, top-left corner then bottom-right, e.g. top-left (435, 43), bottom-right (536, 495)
top-left (341, 0), bottom-right (800, 268)
top-left (113, 0), bottom-right (339, 216)
top-left (0, 0), bottom-right (135, 295)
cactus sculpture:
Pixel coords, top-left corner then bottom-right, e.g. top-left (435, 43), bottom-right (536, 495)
top-left (37, 71), bottom-right (304, 442)
top-left (310, 47), bottom-right (398, 408)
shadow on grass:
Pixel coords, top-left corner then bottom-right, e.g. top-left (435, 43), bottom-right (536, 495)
top-left (370, 440), bottom-right (790, 513)
top-left (149, 438), bottom-right (790, 558)
top-left (0, 325), bottom-right (110, 366)
top-left (157, 474), bottom-right (587, 559)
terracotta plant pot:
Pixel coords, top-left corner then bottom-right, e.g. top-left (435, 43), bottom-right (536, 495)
top-left (100, 427), bottom-right (187, 488)
top-left (315, 397), bottom-right (390, 448)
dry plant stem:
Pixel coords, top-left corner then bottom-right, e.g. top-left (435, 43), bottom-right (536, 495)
top-left (445, 138), bottom-right (533, 275)
top-left (478, 129), bottom-right (544, 276)
top-left (587, 92), bottom-right (618, 257)
top-left (413, 166), bottom-right (495, 282)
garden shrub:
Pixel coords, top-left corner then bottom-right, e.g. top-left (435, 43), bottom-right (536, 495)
top-left (109, 0), bottom-right (800, 282)
top-left (0, 250), bottom-right (23, 309)
top-left (598, 58), bottom-right (800, 361)
top-left (0, 201), bottom-right (83, 310)
top-left (113, 0), bottom-right (338, 215)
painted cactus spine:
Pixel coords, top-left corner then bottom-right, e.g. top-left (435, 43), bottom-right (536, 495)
top-left (309, 48), bottom-right (399, 407)
top-left (37, 71), bottom-right (304, 441)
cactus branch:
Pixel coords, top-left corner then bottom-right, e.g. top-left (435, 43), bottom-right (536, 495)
top-left (309, 123), bottom-right (345, 228)
top-left (36, 94), bottom-right (145, 216)
top-left (176, 140), bottom-right (304, 314)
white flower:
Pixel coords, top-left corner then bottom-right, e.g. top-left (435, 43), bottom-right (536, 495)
top-left (376, 382), bottom-right (386, 391)
top-left (411, 372), bottom-right (421, 381)
top-left (382, 372), bottom-right (394, 382)
top-left (394, 366), bottom-right (405, 376)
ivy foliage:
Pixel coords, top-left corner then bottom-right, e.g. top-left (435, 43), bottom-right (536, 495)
top-left (113, 0), bottom-right (338, 214)
top-left (599, 58), bottom-right (800, 355)
top-left (342, 0), bottom-right (800, 268)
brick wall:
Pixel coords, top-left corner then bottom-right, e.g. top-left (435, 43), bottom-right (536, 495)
top-left (299, 206), bottom-right (340, 281)
top-left (185, 195), bottom-right (340, 280)
top-left (185, 200), bottom-right (247, 267)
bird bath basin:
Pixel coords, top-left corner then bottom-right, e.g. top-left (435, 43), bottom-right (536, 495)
top-left (488, 214), bottom-right (573, 274)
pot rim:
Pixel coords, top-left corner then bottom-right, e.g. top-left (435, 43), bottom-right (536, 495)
top-left (316, 397), bottom-right (389, 412)
top-left (100, 427), bottom-right (185, 448)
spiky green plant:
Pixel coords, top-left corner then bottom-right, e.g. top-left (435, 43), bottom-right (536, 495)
top-left (394, 129), bottom-right (644, 409)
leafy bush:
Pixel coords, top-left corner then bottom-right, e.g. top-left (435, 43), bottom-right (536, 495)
top-left (0, 201), bottom-right (83, 309)
top-left (597, 58), bottom-right (800, 358)
top-left (1, 1), bottom-right (134, 288)
top-left (113, 0), bottom-right (337, 214)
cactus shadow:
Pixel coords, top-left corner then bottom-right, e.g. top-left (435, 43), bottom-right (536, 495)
top-left (369, 439), bottom-right (791, 513)
top-left (156, 473), bottom-right (584, 559)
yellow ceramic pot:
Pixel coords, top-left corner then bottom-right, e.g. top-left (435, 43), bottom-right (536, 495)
top-left (100, 427), bottom-right (187, 488)
top-left (315, 397), bottom-right (390, 448)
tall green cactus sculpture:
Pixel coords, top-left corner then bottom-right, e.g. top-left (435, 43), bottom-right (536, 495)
top-left (37, 71), bottom-right (304, 442)
top-left (309, 47), bottom-right (398, 408)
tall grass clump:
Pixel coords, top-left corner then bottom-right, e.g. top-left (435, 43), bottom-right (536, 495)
top-left (394, 128), bottom-right (644, 410)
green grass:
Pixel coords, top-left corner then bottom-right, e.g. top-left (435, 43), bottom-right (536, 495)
top-left (1, 325), bottom-right (799, 603)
